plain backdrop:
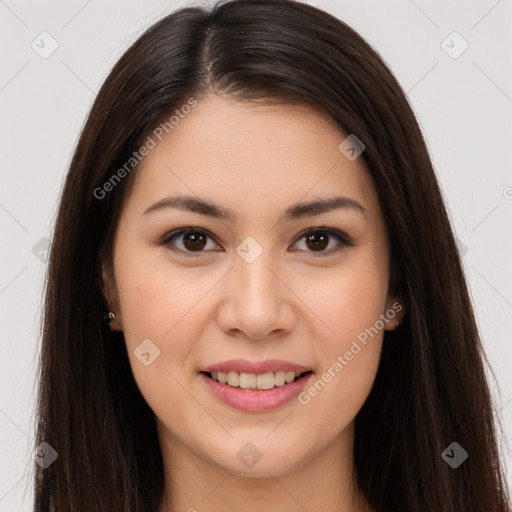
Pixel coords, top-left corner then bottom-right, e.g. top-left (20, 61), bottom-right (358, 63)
top-left (0, 0), bottom-right (511, 509)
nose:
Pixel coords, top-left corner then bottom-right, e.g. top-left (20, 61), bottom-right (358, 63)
top-left (215, 251), bottom-right (297, 340)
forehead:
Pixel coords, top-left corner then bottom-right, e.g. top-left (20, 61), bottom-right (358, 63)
top-left (123, 94), bottom-right (380, 223)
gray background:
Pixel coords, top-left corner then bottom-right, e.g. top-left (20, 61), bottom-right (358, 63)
top-left (1, 0), bottom-right (511, 509)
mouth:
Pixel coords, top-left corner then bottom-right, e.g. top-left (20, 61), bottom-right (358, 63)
top-left (199, 362), bottom-right (315, 412)
top-left (200, 370), bottom-right (314, 391)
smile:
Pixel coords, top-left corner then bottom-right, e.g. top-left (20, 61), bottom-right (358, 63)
top-left (203, 370), bottom-right (312, 390)
top-left (199, 370), bottom-right (314, 412)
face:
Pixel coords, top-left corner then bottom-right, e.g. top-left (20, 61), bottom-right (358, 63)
top-left (102, 94), bottom-right (404, 477)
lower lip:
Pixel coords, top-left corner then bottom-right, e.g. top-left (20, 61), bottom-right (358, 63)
top-left (200, 372), bottom-right (314, 412)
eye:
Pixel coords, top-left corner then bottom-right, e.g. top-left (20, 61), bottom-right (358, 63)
top-left (291, 227), bottom-right (353, 256)
top-left (162, 226), bottom-right (353, 257)
top-left (162, 228), bottom-right (221, 256)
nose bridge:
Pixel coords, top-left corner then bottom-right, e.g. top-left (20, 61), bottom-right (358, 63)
top-left (233, 243), bottom-right (281, 306)
top-left (216, 240), bottom-right (296, 338)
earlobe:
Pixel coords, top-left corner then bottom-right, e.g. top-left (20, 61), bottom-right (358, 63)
top-left (105, 312), bottom-right (123, 332)
top-left (100, 262), bottom-right (123, 331)
top-left (384, 294), bottom-right (406, 331)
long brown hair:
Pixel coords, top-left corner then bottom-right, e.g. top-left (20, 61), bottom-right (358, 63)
top-left (34, 0), bottom-right (511, 510)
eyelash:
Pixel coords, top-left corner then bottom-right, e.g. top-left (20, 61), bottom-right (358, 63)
top-left (161, 226), bottom-right (353, 258)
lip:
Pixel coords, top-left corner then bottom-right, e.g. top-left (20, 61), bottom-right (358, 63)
top-left (201, 359), bottom-right (312, 374)
top-left (200, 371), bottom-right (314, 413)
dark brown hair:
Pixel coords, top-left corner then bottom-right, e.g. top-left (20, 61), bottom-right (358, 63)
top-left (34, 0), bottom-right (511, 510)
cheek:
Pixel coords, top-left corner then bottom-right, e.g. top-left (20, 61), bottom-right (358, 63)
top-left (302, 342), bottom-right (382, 433)
top-left (294, 258), bottom-right (386, 416)
top-left (298, 257), bottom-right (388, 343)
top-left (116, 256), bottom-right (219, 344)
top-left (114, 261), bottom-right (226, 404)
top-left (298, 283), bottom-right (385, 433)
top-left (114, 268), bottom-right (212, 417)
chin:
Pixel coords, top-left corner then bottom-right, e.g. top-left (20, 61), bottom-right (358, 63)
top-left (197, 436), bottom-right (312, 477)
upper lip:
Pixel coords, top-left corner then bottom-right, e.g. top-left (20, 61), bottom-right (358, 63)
top-left (201, 359), bottom-right (313, 375)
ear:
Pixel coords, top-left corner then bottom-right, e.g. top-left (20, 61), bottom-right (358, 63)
top-left (383, 292), bottom-right (406, 331)
top-left (100, 261), bottom-right (123, 332)
top-left (383, 254), bottom-right (406, 331)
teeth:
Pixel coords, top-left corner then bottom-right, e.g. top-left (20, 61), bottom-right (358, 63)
top-left (209, 370), bottom-right (306, 390)
top-left (239, 372), bottom-right (256, 388)
top-left (227, 371), bottom-right (239, 387)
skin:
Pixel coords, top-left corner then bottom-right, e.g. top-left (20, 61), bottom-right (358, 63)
top-left (102, 94), bottom-right (405, 512)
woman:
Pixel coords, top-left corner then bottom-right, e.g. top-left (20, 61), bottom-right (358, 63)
top-left (34, 0), bottom-right (511, 510)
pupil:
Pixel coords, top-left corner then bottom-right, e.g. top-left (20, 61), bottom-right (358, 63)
top-left (306, 232), bottom-right (328, 251)
top-left (184, 231), bottom-right (207, 251)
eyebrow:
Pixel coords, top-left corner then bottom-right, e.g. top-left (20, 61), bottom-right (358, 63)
top-left (142, 194), bottom-right (367, 222)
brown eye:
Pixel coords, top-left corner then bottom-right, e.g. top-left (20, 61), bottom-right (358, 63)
top-left (182, 231), bottom-right (208, 251)
top-left (304, 232), bottom-right (329, 251)
top-left (292, 228), bottom-right (352, 256)
top-left (163, 228), bottom-right (221, 255)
